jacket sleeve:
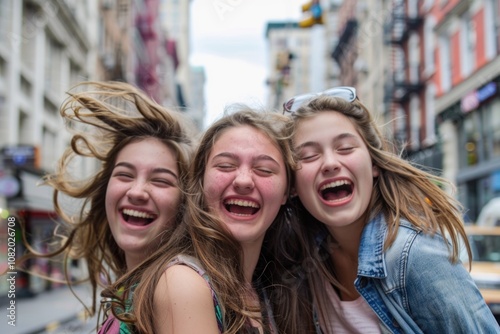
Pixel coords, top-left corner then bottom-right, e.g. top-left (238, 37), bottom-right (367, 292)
top-left (405, 232), bottom-right (500, 333)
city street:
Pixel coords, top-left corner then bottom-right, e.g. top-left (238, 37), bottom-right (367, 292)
top-left (0, 284), bottom-right (98, 334)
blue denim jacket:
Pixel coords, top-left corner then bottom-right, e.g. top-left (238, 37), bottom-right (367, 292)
top-left (356, 214), bottom-right (500, 333)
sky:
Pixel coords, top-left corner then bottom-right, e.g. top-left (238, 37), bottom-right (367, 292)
top-left (190, 0), bottom-right (305, 128)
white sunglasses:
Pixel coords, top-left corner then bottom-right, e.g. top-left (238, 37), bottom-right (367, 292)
top-left (282, 86), bottom-right (357, 114)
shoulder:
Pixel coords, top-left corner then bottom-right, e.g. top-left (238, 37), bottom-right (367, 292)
top-left (154, 264), bottom-right (221, 333)
top-left (156, 264), bottom-right (214, 303)
top-left (385, 220), bottom-right (468, 284)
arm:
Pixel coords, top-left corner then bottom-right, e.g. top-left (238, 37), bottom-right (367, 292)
top-left (153, 265), bottom-right (221, 334)
top-left (405, 233), bottom-right (499, 333)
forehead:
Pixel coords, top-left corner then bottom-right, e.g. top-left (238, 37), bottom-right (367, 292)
top-left (210, 125), bottom-right (282, 157)
top-left (117, 138), bottom-right (177, 163)
top-left (295, 111), bottom-right (359, 137)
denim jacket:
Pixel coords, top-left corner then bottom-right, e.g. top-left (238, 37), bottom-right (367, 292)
top-left (356, 214), bottom-right (500, 334)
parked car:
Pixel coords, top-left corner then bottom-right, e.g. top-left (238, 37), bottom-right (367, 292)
top-left (477, 197), bottom-right (500, 226)
top-left (462, 225), bottom-right (500, 322)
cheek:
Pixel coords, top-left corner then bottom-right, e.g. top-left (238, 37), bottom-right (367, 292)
top-left (203, 172), bottom-right (229, 203)
top-left (158, 189), bottom-right (182, 210)
top-left (105, 181), bottom-right (120, 209)
top-left (262, 177), bottom-right (288, 202)
top-left (295, 165), bottom-right (316, 192)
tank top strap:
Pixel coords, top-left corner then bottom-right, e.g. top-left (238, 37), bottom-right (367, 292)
top-left (167, 254), bottom-right (224, 332)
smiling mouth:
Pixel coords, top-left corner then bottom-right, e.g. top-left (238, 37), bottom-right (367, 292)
top-left (122, 209), bottom-right (156, 226)
top-left (224, 199), bottom-right (260, 216)
top-left (319, 180), bottom-right (353, 202)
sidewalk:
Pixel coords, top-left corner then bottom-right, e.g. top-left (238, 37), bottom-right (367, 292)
top-left (0, 284), bottom-right (98, 334)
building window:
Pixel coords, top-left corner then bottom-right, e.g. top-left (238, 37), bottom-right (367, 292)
top-left (439, 34), bottom-right (452, 92)
top-left (488, 99), bottom-right (500, 158)
top-left (461, 112), bottom-right (482, 167)
top-left (44, 35), bottom-right (63, 91)
top-left (488, 0), bottom-right (500, 54)
top-left (424, 17), bottom-right (435, 75)
top-left (461, 13), bottom-right (476, 76)
top-left (0, 0), bottom-right (11, 47)
top-left (42, 127), bottom-right (56, 170)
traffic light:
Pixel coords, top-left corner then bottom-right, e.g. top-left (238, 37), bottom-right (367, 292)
top-left (299, 0), bottom-right (323, 28)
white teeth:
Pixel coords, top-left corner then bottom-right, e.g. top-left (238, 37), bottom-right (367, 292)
top-left (224, 199), bottom-right (259, 208)
top-left (122, 209), bottom-right (155, 219)
top-left (320, 180), bottom-right (352, 191)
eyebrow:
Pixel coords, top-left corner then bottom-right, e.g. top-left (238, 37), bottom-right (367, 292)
top-left (295, 132), bottom-right (358, 150)
top-left (114, 162), bottom-right (178, 179)
top-left (212, 152), bottom-right (281, 165)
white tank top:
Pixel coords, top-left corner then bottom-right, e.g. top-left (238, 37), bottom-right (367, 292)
top-left (322, 281), bottom-right (382, 334)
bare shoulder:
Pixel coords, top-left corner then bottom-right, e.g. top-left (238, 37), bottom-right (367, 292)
top-left (156, 264), bottom-right (213, 299)
top-left (154, 264), bottom-right (220, 334)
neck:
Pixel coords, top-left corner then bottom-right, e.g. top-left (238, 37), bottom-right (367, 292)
top-left (125, 254), bottom-right (140, 273)
top-left (327, 225), bottom-right (362, 259)
top-left (241, 241), bottom-right (263, 284)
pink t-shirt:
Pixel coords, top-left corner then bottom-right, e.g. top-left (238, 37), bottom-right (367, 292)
top-left (322, 282), bottom-right (381, 334)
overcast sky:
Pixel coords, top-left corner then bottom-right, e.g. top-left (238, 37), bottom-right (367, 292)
top-left (190, 0), bottom-right (305, 127)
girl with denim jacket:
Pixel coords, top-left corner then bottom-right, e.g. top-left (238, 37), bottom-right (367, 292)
top-left (283, 87), bottom-right (499, 333)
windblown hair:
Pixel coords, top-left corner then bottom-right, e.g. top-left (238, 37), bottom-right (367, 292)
top-left (107, 106), bottom-right (316, 333)
top-left (18, 81), bottom-right (195, 317)
top-left (286, 95), bottom-right (472, 329)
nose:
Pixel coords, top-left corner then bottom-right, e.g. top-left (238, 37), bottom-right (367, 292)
top-left (322, 151), bottom-right (340, 174)
top-left (233, 168), bottom-right (255, 192)
top-left (126, 180), bottom-right (150, 202)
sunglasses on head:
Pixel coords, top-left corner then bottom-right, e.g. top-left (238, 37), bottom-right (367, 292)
top-left (282, 86), bottom-right (357, 114)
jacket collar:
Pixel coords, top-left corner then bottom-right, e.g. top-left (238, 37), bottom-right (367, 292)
top-left (357, 213), bottom-right (388, 278)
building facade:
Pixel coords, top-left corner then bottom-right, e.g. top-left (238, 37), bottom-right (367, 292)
top-left (432, 0), bottom-right (500, 221)
top-left (0, 0), bottom-right (95, 298)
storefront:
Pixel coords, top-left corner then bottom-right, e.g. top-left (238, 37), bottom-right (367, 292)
top-left (439, 80), bottom-right (500, 222)
top-left (1, 146), bottom-right (65, 301)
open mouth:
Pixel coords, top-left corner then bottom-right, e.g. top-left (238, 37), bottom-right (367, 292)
top-left (319, 180), bottom-right (353, 202)
top-left (224, 199), bottom-right (260, 216)
top-left (122, 209), bottom-right (156, 226)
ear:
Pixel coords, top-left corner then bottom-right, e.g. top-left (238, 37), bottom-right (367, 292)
top-left (283, 188), bottom-right (297, 204)
top-left (372, 164), bottom-right (380, 177)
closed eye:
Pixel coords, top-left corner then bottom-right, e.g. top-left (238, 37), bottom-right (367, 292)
top-left (299, 153), bottom-right (319, 161)
top-left (152, 178), bottom-right (176, 187)
top-left (114, 172), bottom-right (133, 179)
top-left (255, 168), bottom-right (274, 176)
top-left (216, 163), bottom-right (236, 171)
top-left (338, 147), bottom-right (354, 153)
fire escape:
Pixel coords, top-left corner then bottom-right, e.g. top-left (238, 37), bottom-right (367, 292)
top-left (384, 0), bottom-right (424, 145)
top-left (332, 18), bottom-right (358, 87)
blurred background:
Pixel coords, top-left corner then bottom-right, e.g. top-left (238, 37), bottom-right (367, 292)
top-left (1, 0), bottom-right (500, 332)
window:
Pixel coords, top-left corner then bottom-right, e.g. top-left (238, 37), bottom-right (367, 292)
top-left (487, 0), bottom-right (500, 55)
top-left (461, 13), bottom-right (476, 76)
top-left (488, 99), bottom-right (500, 158)
top-left (42, 127), bottom-right (56, 170)
top-left (461, 112), bottom-right (481, 167)
top-left (439, 34), bottom-right (452, 92)
top-left (424, 17), bottom-right (436, 75)
top-left (44, 35), bottom-right (63, 91)
top-left (0, 0), bottom-right (11, 47)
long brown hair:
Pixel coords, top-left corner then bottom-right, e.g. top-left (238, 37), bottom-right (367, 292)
top-left (17, 81), bottom-right (195, 317)
top-left (108, 106), bottom-right (316, 333)
top-left (286, 95), bottom-right (471, 330)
